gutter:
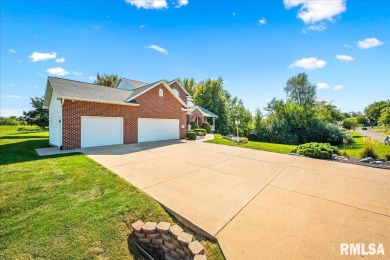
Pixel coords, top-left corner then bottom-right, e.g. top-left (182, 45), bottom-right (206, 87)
top-left (58, 96), bottom-right (140, 106)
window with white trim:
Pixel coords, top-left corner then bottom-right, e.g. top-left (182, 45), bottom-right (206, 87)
top-left (159, 88), bottom-right (163, 97)
top-left (173, 88), bottom-right (180, 96)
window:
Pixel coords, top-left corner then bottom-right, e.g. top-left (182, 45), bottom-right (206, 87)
top-left (173, 88), bottom-right (180, 96)
top-left (159, 88), bottom-right (164, 97)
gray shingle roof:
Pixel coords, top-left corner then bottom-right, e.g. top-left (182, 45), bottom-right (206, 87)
top-left (121, 78), bottom-right (149, 89)
top-left (188, 105), bottom-right (218, 118)
top-left (125, 80), bottom-right (163, 101)
top-left (48, 77), bottom-right (135, 104)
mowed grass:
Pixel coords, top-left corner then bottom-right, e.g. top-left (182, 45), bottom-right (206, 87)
top-left (0, 126), bottom-right (223, 259)
top-left (372, 126), bottom-right (390, 135)
top-left (338, 132), bottom-right (390, 159)
top-left (207, 134), bottom-right (296, 154)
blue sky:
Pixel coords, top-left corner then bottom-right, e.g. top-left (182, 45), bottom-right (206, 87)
top-left (1, 0), bottom-right (389, 116)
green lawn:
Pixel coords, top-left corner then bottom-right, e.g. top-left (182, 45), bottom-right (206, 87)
top-left (338, 132), bottom-right (390, 159)
top-left (371, 126), bottom-right (390, 135)
top-left (208, 133), bottom-right (390, 160)
top-left (0, 126), bottom-right (223, 259)
top-left (206, 134), bottom-right (297, 154)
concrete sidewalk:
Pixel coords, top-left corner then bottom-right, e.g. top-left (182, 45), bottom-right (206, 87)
top-left (83, 140), bottom-right (390, 259)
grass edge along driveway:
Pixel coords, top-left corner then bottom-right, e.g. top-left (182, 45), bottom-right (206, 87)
top-left (0, 126), bottom-right (223, 259)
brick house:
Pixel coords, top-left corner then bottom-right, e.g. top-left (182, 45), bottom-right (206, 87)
top-left (43, 77), bottom-right (218, 150)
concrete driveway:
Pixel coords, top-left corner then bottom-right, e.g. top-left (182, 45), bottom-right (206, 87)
top-left (82, 139), bottom-right (390, 259)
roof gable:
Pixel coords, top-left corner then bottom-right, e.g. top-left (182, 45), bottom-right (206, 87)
top-left (168, 80), bottom-right (190, 96)
top-left (126, 81), bottom-right (188, 107)
top-left (116, 78), bottom-right (148, 90)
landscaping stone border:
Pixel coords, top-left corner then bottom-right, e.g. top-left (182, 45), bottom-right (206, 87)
top-left (132, 220), bottom-right (207, 260)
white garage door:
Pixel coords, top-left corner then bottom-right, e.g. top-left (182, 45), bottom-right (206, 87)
top-left (138, 118), bottom-right (179, 143)
top-left (81, 117), bottom-right (123, 148)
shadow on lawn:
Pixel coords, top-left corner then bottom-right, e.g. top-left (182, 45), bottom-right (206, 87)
top-left (0, 138), bottom-right (79, 165)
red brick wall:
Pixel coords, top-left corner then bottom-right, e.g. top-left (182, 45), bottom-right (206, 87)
top-left (169, 82), bottom-right (187, 104)
top-left (62, 83), bottom-right (187, 150)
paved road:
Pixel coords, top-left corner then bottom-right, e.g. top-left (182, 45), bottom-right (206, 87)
top-left (356, 128), bottom-right (388, 143)
top-left (82, 138), bottom-right (390, 259)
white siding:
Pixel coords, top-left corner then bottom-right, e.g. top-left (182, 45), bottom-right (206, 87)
top-left (49, 91), bottom-right (62, 146)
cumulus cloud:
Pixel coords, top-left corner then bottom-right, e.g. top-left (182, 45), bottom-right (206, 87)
top-left (29, 52), bottom-right (57, 62)
top-left (125, 0), bottom-right (167, 9)
top-left (357, 38), bottom-right (384, 49)
top-left (146, 44), bottom-right (168, 55)
top-left (55, 58), bottom-right (65, 63)
top-left (284, 0), bottom-right (346, 24)
top-left (8, 49), bottom-right (16, 53)
top-left (258, 18), bottom-right (266, 25)
top-left (289, 57), bottom-right (327, 70)
top-left (306, 23), bottom-right (326, 32)
top-left (2, 95), bottom-right (21, 99)
top-left (334, 85), bottom-right (344, 90)
top-left (233, 12), bottom-right (236, 16)
top-left (316, 83), bottom-right (330, 90)
top-left (336, 54), bottom-right (354, 62)
top-left (72, 71), bottom-right (83, 76)
top-left (46, 67), bottom-right (69, 76)
top-left (175, 0), bottom-right (188, 8)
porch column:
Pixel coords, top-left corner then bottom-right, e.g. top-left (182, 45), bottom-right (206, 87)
top-left (212, 117), bottom-right (215, 132)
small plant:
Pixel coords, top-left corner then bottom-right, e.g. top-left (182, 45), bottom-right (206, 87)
top-left (294, 142), bottom-right (339, 159)
top-left (201, 122), bottom-right (212, 133)
top-left (384, 152), bottom-right (390, 161)
top-left (194, 128), bottom-right (207, 136)
top-left (186, 131), bottom-right (197, 140)
top-left (190, 122), bottom-right (198, 130)
top-left (360, 138), bottom-right (378, 159)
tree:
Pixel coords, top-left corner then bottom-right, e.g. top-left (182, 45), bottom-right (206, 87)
top-left (356, 115), bottom-right (368, 126)
top-left (284, 73), bottom-right (317, 108)
top-left (178, 78), bottom-right (196, 95)
top-left (193, 78), bottom-right (229, 134)
top-left (226, 97), bottom-right (252, 136)
top-left (364, 100), bottom-right (390, 122)
top-left (343, 117), bottom-right (358, 130)
top-left (315, 101), bottom-right (344, 123)
top-left (94, 73), bottom-right (119, 87)
top-left (23, 96), bottom-right (48, 128)
top-left (378, 107), bottom-right (390, 126)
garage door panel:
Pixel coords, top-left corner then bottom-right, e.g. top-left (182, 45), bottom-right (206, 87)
top-left (138, 118), bottom-right (179, 143)
top-left (81, 117), bottom-right (123, 148)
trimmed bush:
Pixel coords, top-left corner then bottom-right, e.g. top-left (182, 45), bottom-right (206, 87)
top-left (186, 131), bottom-right (197, 140)
top-left (294, 142), bottom-right (340, 159)
top-left (190, 122), bottom-right (198, 130)
top-left (194, 128), bottom-right (207, 136)
top-left (202, 122), bottom-right (212, 133)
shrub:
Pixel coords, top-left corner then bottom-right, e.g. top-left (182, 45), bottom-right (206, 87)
top-left (294, 142), bottom-right (339, 159)
top-left (186, 131), bottom-right (197, 140)
top-left (201, 122), bottom-right (212, 133)
top-left (384, 152), bottom-right (390, 161)
top-left (190, 122), bottom-right (198, 130)
top-left (360, 138), bottom-right (378, 159)
top-left (0, 117), bottom-right (20, 126)
top-left (194, 128), bottom-right (207, 136)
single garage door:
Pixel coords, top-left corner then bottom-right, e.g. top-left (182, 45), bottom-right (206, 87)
top-left (138, 118), bottom-right (179, 143)
top-left (81, 117), bottom-right (123, 148)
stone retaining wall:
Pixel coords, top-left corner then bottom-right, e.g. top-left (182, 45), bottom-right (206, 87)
top-left (132, 220), bottom-right (207, 260)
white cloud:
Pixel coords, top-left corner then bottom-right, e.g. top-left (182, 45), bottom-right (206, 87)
top-left (8, 49), bottom-right (16, 53)
top-left (233, 12), bottom-right (236, 16)
top-left (146, 44), bottom-right (168, 55)
top-left (29, 52), bottom-right (57, 62)
top-left (316, 83), bottom-right (330, 90)
top-left (55, 58), bottom-right (65, 63)
top-left (175, 0), bottom-right (188, 8)
top-left (46, 67), bottom-right (69, 76)
top-left (72, 71), bottom-right (83, 76)
top-left (306, 23), bottom-right (326, 32)
top-left (289, 57), bottom-right (327, 70)
top-left (2, 95), bottom-right (21, 99)
top-left (344, 44), bottom-right (352, 48)
top-left (125, 0), bottom-right (167, 9)
top-left (334, 85), bottom-right (344, 90)
top-left (89, 76), bottom-right (96, 82)
top-left (357, 38), bottom-right (384, 49)
top-left (0, 108), bottom-right (24, 117)
top-left (10, 84), bottom-right (15, 87)
top-left (139, 24), bottom-right (146, 29)
top-left (284, 0), bottom-right (346, 24)
top-left (336, 54), bottom-right (354, 62)
top-left (258, 18), bottom-right (266, 25)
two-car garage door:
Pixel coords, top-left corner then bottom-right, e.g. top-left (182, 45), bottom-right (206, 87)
top-left (81, 117), bottom-right (179, 148)
top-left (138, 118), bottom-right (179, 143)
